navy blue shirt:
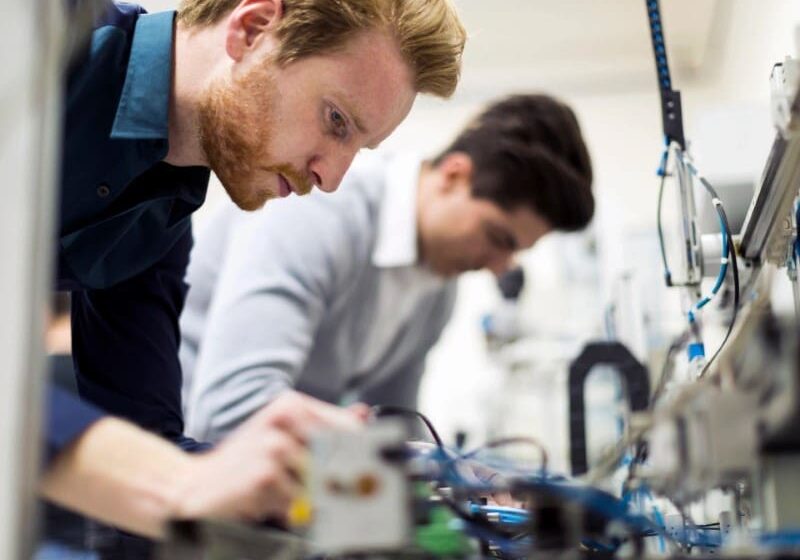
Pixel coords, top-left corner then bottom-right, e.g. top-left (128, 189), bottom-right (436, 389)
top-left (48, 2), bottom-right (211, 457)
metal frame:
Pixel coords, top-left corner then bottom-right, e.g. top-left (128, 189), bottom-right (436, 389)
top-left (0, 0), bottom-right (65, 556)
top-left (740, 73), bottom-right (800, 263)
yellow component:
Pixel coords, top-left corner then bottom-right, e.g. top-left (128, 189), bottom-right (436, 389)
top-left (288, 495), bottom-right (313, 527)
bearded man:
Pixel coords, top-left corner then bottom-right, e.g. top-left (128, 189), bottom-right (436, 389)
top-left (41, 0), bottom-right (465, 545)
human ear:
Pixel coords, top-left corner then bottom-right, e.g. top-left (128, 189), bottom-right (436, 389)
top-left (437, 152), bottom-right (474, 194)
top-left (225, 0), bottom-right (283, 62)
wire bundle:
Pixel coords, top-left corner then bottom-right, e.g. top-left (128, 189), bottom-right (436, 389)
top-left (370, 406), bottom-right (714, 558)
top-left (655, 145), bottom-right (741, 378)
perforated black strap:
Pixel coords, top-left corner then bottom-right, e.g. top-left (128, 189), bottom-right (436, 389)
top-left (645, 0), bottom-right (685, 149)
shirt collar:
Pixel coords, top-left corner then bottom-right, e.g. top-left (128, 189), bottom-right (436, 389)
top-left (371, 153), bottom-right (423, 268)
top-left (110, 10), bottom-right (175, 140)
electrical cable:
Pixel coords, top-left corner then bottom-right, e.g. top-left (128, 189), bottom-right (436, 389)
top-left (656, 142), bottom-right (674, 286)
top-left (686, 208), bottom-right (729, 324)
top-left (612, 258), bottom-right (665, 535)
top-left (370, 405), bottom-right (445, 449)
top-left (432, 487), bottom-right (530, 557)
top-left (699, 194), bottom-right (739, 378)
top-left (655, 145), bottom-right (699, 288)
top-left (649, 330), bottom-right (690, 408)
top-left (680, 161), bottom-right (741, 378)
top-left (673, 152), bottom-right (731, 329)
top-left (460, 436), bottom-right (549, 472)
top-left (661, 151), bottom-right (739, 378)
top-left (469, 504), bottom-right (530, 526)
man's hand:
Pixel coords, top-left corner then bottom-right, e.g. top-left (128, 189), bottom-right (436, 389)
top-left (174, 391), bottom-right (364, 522)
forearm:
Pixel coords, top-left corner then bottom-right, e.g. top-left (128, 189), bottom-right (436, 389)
top-left (40, 416), bottom-right (195, 539)
top-left (187, 366), bottom-right (294, 441)
top-left (40, 393), bottom-right (367, 539)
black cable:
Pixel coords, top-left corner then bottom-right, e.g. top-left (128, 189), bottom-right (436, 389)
top-left (655, 149), bottom-right (694, 288)
top-left (627, 330), bottom-right (689, 480)
top-left (650, 330), bottom-right (690, 407)
top-left (656, 166), bottom-right (673, 287)
top-left (696, 176), bottom-right (740, 378)
top-left (370, 405), bottom-right (445, 449)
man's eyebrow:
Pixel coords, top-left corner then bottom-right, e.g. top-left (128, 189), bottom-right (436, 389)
top-left (350, 111), bottom-right (368, 136)
top-left (337, 97), bottom-right (368, 135)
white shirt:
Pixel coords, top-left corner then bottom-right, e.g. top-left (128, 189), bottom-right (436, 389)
top-left (180, 152), bottom-right (458, 442)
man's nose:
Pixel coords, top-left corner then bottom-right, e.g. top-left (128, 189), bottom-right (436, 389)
top-left (310, 148), bottom-right (359, 193)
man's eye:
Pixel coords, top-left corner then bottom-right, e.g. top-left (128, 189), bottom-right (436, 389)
top-left (329, 108), bottom-right (348, 139)
top-left (487, 229), bottom-right (514, 251)
top-left (485, 229), bottom-right (502, 246)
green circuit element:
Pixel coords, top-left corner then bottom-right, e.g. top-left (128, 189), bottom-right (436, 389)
top-left (415, 506), bottom-right (472, 557)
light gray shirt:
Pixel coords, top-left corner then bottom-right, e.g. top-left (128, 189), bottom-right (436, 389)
top-left (181, 153), bottom-right (457, 442)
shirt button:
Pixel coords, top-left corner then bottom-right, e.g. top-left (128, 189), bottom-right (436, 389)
top-left (96, 184), bottom-right (110, 198)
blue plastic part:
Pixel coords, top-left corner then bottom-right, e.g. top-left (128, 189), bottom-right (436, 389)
top-left (688, 342), bottom-right (705, 360)
top-left (480, 314), bottom-right (492, 334)
top-left (656, 144), bottom-right (669, 176)
top-left (468, 504), bottom-right (530, 525)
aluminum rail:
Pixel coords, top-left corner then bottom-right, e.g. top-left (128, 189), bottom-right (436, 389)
top-left (740, 77), bottom-right (800, 262)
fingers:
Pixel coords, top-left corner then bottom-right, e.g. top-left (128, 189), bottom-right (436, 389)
top-left (259, 391), bottom-right (364, 443)
top-left (191, 425), bottom-right (309, 521)
top-left (195, 393), bottom-right (368, 523)
top-left (254, 463), bottom-right (302, 520)
top-left (262, 429), bottom-right (307, 482)
top-left (347, 402), bottom-right (371, 422)
top-left (489, 491), bottom-right (521, 508)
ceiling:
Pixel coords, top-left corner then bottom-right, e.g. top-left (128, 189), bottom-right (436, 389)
top-left (445, 0), bottom-right (721, 101)
top-left (137, 0), bottom-right (722, 100)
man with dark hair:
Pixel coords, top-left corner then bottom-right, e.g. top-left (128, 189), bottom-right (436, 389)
top-left (180, 93), bottom-right (594, 442)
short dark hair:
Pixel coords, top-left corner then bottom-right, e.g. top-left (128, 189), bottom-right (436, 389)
top-left (433, 94), bottom-right (594, 231)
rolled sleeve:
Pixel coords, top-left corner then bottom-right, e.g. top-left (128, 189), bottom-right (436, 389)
top-left (44, 384), bottom-right (106, 465)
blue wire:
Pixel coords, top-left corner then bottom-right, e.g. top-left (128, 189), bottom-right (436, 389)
top-left (675, 152), bottom-right (731, 326)
top-left (657, 143), bottom-right (669, 177)
top-left (420, 444), bottom-right (723, 552)
top-left (760, 530), bottom-right (800, 549)
top-left (650, 505), bottom-right (667, 552)
top-left (469, 504), bottom-right (530, 525)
